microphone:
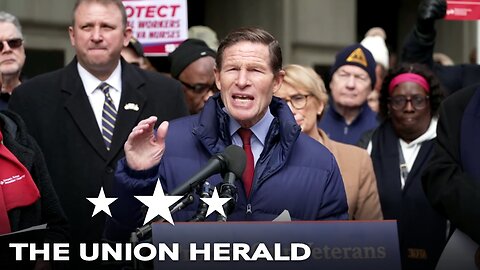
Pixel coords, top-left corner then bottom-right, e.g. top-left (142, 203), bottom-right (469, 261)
top-left (217, 171), bottom-right (239, 222)
top-left (169, 145), bottom-right (246, 196)
top-left (134, 193), bottom-right (194, 238)
top-left (217, 147), bottom-right (245, 221)
top-left (189, 182), bottom-right (213, 222)
top-left (132, 145), bottom-right (246, 239)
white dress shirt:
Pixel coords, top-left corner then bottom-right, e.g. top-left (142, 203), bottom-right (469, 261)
top-left (77, 61), bottom-right (122, 132)
top-left (228, 108), bottom-right (274, 166)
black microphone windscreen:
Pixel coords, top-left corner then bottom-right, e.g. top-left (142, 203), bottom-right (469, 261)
top-left (221, 145), bottom-right (246, 179)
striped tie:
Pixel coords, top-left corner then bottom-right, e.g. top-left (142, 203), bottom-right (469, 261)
top-left (99, 82), bottom-right (117, 151)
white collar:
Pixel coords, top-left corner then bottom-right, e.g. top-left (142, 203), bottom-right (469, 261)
top-left (400, 116), bottom-right (438, 147)
top-left (77, 61), bottom-right (122, 93)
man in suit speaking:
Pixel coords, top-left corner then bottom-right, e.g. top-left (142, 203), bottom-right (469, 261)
top-left (8, 0), bottom-right (188, 267)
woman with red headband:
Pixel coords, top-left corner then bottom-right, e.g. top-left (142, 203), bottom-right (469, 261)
top-left (362, 63), bottom-right (447, 270)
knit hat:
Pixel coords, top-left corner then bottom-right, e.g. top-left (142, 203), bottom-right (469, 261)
top-left (361, 35), bottom-right (389, 70)
top-left (330, 43), bottom-right (376, 88)
top-left (188, 25), bottom-right (219, 51)
top-left (127, 37), bottom-right (144, 57)
top-left (169, 39), bottom-right (216, 79)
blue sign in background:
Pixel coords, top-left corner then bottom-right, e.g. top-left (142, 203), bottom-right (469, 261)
top-left (152, 220), bottom-right (401, 270)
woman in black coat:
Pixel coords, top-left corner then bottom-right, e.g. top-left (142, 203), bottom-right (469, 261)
top-left (0, 110), bottom-right (68, 269)
top-left (365, 63), bottom-right (447, 270)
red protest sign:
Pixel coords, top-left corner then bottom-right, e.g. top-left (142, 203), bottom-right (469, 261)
top-left (446, 0), bottom-right (480, 20)
top-left (123, 0), bottom-right (188, 56)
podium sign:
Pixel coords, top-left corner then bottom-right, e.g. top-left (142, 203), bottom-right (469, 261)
top-left (152, 220), bottom-right (401, 270)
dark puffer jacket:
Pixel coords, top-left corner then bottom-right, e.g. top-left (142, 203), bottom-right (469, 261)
top-left (106, 95), bottom-right (348, 241)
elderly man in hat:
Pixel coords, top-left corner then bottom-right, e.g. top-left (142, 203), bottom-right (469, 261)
top-left (169, 38), bottom-right (216, 114)
top-left (319, 43), bottom-right (379, 145)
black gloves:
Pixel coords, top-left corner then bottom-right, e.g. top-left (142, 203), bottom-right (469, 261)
top-left (416, 0), bottom-right (447, 36)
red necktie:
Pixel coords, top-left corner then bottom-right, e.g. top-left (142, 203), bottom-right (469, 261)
top-left (237, 128), bottom-right (254, 198)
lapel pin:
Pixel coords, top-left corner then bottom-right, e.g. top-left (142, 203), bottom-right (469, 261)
top-left (124, 103), bottom-right (139, 111)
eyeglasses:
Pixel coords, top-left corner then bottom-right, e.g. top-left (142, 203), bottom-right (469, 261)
top-left (0, 38), bottom-right (23, 52)
top-left (180, 80), bottom-right (216, 94)
top-left (388, 95), bottom-right (429, 111)
top-left (282, 94), bottom-right (310, 110)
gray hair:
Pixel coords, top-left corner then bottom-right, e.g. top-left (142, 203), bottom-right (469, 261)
top-left (0, 11), bottom-right (23, 38)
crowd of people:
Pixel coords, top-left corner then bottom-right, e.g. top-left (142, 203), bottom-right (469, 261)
top-left (0, 0), bottom-right (478, 269)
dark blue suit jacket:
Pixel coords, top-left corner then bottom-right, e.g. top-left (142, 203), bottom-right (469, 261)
top-left (107, 95), bottom-right (349, 241)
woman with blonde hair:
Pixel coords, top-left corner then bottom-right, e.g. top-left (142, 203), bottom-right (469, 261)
top-left (275, 64), bottom-right (382, 220)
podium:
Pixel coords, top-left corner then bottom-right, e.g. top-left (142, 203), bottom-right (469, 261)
top-left (0, 224), bottom-right (47, 268)
top-left (151, 220), bottom-right (401, 270)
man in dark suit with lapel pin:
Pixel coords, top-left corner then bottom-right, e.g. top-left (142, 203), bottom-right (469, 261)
top-left (8, 0), bottom-right (188, 267)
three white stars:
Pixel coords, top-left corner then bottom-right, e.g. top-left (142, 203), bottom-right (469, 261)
top-left (86, 181), bottom-right (233, 225)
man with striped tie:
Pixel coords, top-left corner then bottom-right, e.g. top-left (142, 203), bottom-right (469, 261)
top-left (8, 0), bottom-right (188, 268)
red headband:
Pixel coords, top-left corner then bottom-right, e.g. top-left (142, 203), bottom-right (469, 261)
top-left (388, 73), bottom-right (430, 94)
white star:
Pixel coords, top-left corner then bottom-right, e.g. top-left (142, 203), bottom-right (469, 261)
top-left (134, 180), bottom-right (183, 225)
top-left (200, 187), bottom-right (232, 218)
top-left (86, 187), bottom-right (117, 217)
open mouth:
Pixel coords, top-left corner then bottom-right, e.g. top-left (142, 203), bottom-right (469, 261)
top-left (232, 94), bottom-right (254, 101)
top-left (232, 94), bottom-right (255, 106)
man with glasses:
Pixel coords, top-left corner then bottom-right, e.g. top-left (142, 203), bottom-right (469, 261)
top-left (0, 11), bottom-right (26, 110)
top-left (169, 38), bottom-right (217, 114)
top-left (319, 43), bottom-right (379, 145)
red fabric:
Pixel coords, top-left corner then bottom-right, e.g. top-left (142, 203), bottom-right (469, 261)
top-left (0, 130), bottom-right (40, 234)
top-left (238, 128), bottom-right (254, 198)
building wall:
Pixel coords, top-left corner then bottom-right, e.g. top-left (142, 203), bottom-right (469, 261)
top-left (0, 0), bottom-right (476, 74)
top-left (287, 0), bottom-right (356, 67)
top-left (0, 0), bottom-right (76, 65)
top-left (205, 0), bottom-right (356, 68)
